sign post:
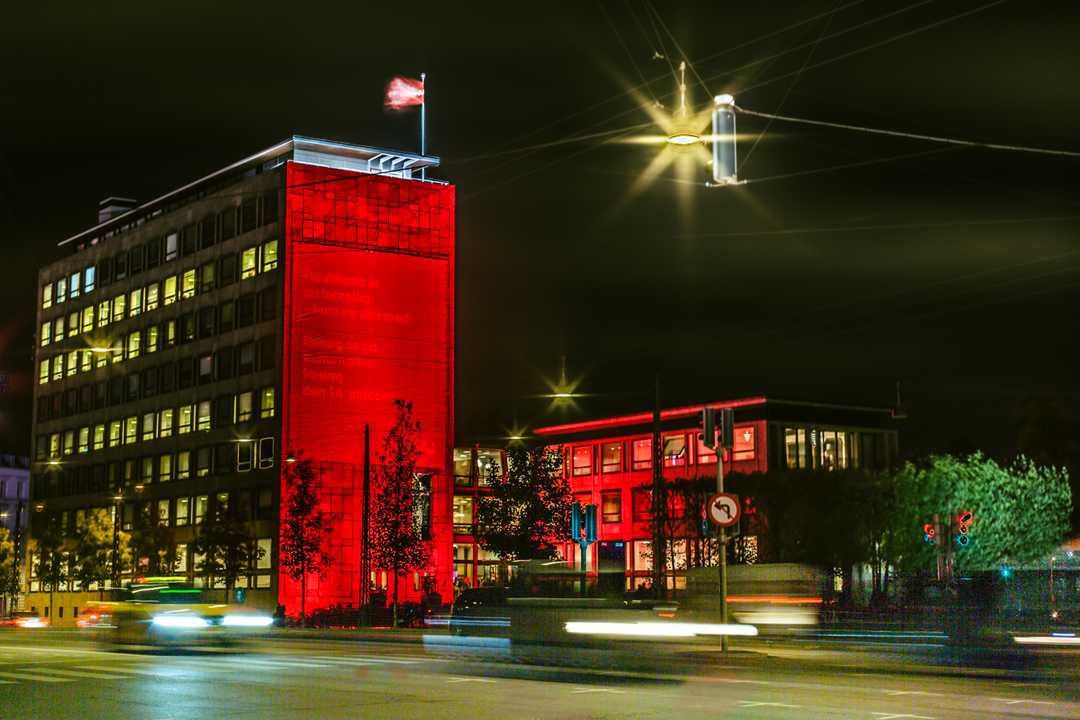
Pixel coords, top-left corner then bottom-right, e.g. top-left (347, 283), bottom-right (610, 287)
top-left (703, 408), bottom-right (737, 651)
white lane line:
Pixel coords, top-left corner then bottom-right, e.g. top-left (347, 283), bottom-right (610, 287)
top-left (989, 698), bottom-right (1054, 706)
top-left (570, 687), bottom-right (625, 695)
top-left (79, 665), bottom-right (183, 677)
top-left (292, 657), bottom-right (377, 667)
top-left (872, 713), bottom-right (935, 720)
top-left (217, 658), bottom-right (334, 669)
top-left (446, 677), bottom-right (497, 684)
top-left (311, 655), bottom-right (425, 665)
top-left (738, 701), bottom-right (801, 708)
top-left (38, 667), bottom-right (128, 680)
top-left (0, 670), bottom-right (74, 683)
top-left (885, 691), bottom-right (943, 697)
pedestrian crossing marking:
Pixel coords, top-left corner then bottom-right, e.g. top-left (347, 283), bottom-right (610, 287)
top-left (38, 668), bottom-right (128, 680)
top-left (0, 670), bottom-right (73, 683)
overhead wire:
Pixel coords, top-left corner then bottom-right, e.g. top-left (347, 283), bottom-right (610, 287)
top-left (599, 0), bottom-right (659, 107)
top-left (644, 1), bottom-right (711, 98)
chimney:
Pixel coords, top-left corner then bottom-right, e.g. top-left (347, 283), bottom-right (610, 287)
top-left (98, 196), bottom-right (138, 224)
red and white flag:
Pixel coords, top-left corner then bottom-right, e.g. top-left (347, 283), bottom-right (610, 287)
top-left (384, 76), bottom-right (425, 110)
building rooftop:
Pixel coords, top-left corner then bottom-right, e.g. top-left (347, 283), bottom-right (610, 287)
top-left (60, 135), bottom-right (442, 249)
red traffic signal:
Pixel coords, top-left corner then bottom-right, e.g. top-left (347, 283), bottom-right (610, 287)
top-left (922, 523), bottom-right (937, 545)
top-left (955, 510), bottom-right (973, 548)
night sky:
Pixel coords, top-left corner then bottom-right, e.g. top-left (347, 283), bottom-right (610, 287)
top-left (1, 1), bottom-right (1077, 462)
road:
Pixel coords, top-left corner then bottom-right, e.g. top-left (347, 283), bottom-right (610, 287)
top-left (1, 631), bottom-right (1079, 719)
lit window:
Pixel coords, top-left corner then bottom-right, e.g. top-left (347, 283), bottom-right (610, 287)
top-left (261, 240), bottom-right (278, 272)
top-left (178, 405), bottom-right (193, 434)
top-left (159, 454), bottom-right (172, 482)
top-left (241, 247), bottom-right (258, 279)
top-left (42, 283), bottom-right (53, 309)
top-left (146, 325), bottom-right (159, 353)
top-left (259, 387), bottom-right (275, 419)
top-left (158, 408), bottom-right (173, 438)
top-left (66, 350), bottom-right (77, 377)
top-left (452, 496), bottom-right (473, 531)
top-left (129, 288), bottom-right (142, 317)
top-left (92, 424), bottom-right (105, 451)
top-left (83, 266), bottom-right (96, 293)
top-left (56, 277), bottom-right (67, 304)
top-left (177, 451), bottom-right (191, 480)
top-left (663, 434), bottom-right (687, 467)
top-left (164, 319), bottom-right (176, 347)
top-left (110, 345), bottom-right (123, 364)
top-left (157, 499), bottom-right (170, 526)
top-left (632, 438), bottom-right (652, 470)
top-left (95, 350), bottom-right (108, 369)
top-left (176, 496), bottom-right (190, 526)
top-left (40, 321), bottom-right (51, 347)
top-left (53, 316), bottom-right (64, 341)
top-left (733, 425), bottom-right (756, 462)
top-left (601, 442), bottom-right (622, 473)
top-left (181, 269), bottom-right (196, 299)
top-left (112, 294), bottom-right (125, 320)
top-left (48, 433), bottom-right (60, 458)
top-left (81, 306), bottom-right (94, 334)
top-left (108, 420), bottom-right (122, 447)
top-left (68, 311), bottom-right (78, 336)
top-left (163, 275), bottom-right (178, 305)
top-left (142, 457), bottom-right (154, 483)
top-left (200, 262), bottom-right (215, 292)
top-left (38, 359), bottom-right (48, 385)
top-left (194, 495), bottom-right (208, 524)
top-left (69, 272), bottom-right (80, 299)
top-left (63, 430), bottom-right (74, 455)
top-left (51, 354), bottom-right (64, 381)
top-left (601, 491), bottom-right (621, 523)
top-left (124, 416), bottom-right (138, 444)
top-left (141, 412), bottom-right (156, 442)
top-left (165, 232), bottom-right (178, 261)
top-left (196, 400), bottom-right (211, 431)
top-left (145, 282), bottom-right (159, 311)
top-left (78, 427), bottom-right (89, 454)
top-left (97, 300), bottom-right (110, 328)
top-left (572, 446), bottom-right (593, 477)
top-left (198, 354), bottom-right (213, 380)
top-left (126, 331), bottom-right (140, 359)
top-left (235, 391), bottom-right (253, 423)
top-left (785, 428), bottom-right (806, 469)
top-left (80, 350), bottom-right (92, 373)
top-left (257, 539), bottom-right (272, 570)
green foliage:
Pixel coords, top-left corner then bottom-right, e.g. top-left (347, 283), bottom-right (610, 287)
top-left (191, 505), bottom-right (258, 601)
top-left (476, 446), bottom-right (573, 562)
top-left (890, 453), bottom-right (1071, 572)
top-left (370, 400), bottom-right (432, 622)
top-left (129, 504), bottom-right (179, 576)
top-left (279, 454), bottom-right (332, 621)
top-left (0, 527), bottom-right (18, 602)
top-left (71, 509), bottom-right (114, 592)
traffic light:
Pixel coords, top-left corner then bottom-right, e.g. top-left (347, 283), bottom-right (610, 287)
top-left (571, 501), bottom-right (582, 541)
top-left (702, 408), bottom-right (735, 449)
top-left (1000, 564), bottom-right (1013, 579)
top-left (955, 510), bottom-right (973, 548)
top-left (922, 523), bottom-right (937, 545)
top-left (720, 408), bottom-right (735, 449)
top-left (585, 504), bottom-right (597, 544)
top-left (702, 408), bottom-right (717, 449)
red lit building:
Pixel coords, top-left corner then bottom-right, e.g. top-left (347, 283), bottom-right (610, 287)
top-left (27, 137), bottom-right (454, 622)
top-left (525, 397), bottom-right (900, 591)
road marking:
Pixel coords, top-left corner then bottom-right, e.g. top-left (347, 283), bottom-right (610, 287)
top-left (872, 713), bottom-right (935, 720)
top-left (80, 665), bottom-right (181, 677)
top-left (311, 655), bottom-right (423, 665)
top-left (738, 701), bottom-right (801, 708)
top-left (0, 670), bottom-right (74, 683)
top-left (295, 657), bottom-right (377, 667)
top-left (218, 658), bottom-right (334, 669)
top-left (38, 667), bottom-right (129, 680)
top-left (446, 676), bottom-right (496, 684)
top-left (989, 698), bottom-right (1053, 706)
top-left (570, 687), bottom-right (625, 695)
top-left (885, 691), bottom-right (943, 697)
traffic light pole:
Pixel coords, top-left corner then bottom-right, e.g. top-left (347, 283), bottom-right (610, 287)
top-left (717, 447), bottom-right (729, 653)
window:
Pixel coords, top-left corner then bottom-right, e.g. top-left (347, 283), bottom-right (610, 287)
top-left (178, 404), bottom-right (194, 434)
top-left (165, 231), bottom-right (179, 261)
top-left (68, 272), bottom-right (80, 299)
top-left (257, 539), bottom-right (272, 570)
top-left (663, 434), bottom-right (687, 467)
top-left (236, 294), bottom-right (256, 326)
top-left (196, 400), bottom-right (211, 431)
top-left (632, 438), bottom-right (652, 470)
top-left (198, 306), bottom-right (216, 337)
top-left (53, 316), bottom-right (65, 342)
top-left (733, 425), bottom-right (756, 462)
top-left (200, 262), bottom-right (215, 292)
top-left (601, 442), bottom-right (622, 473)
top-left (81, 306), bottom-right (94, 334)
top-left (240, 199), bottom-right (257, 234)
top-left (452, 496), bottom-right (473, 532)
top-left (261, 240), bottom-right (278, 272)
top-left (601, 491), bottom-right (621, 523)
top-left (66, 350), bottom-right (78, 377)
top-left (112, 293), bottom-right (125, 320)
top-left (176, 496), bottom-right (190, 526)
top-left (51, 354), bottom-right (64, 381)
top-left (259, 387), bottom-right (275, 418)
top-left (220, 207), bottom-right (236, 240)
top-left (42, 283), bottom-right (53, 309)
top-left (129, 287), bottom-right (143, 317)
top-left (163, 275), bottom-right (177, 305)
top-left (92, 424), bottom-right (105, 451)
top-left (177, 451), bottom-right (191, 480)
top-left (194, 495), bottom-right (208, 524)
top-left (108, 420), bottom-right (122, 448)
top-left (198, 354), bottom-right (213, 382)
top-left (181, 313), bottom-right (195, 342)
top-left (163, 319), bottom-right (176, 347)
top-left (258, 437), bottom-right (275, 469)
top-left (97, 300), bottom-right (110, 328)
top-left (197, 449), bottom-right (212, 477)
top-left (78, 427), bottom-right (89, 454)
top-left (632, 488), bottom-right (652, 521)
top-left (145, 282), bottom-right (159, 311)
top-left (571, 446), bottom-right (593, 477)
top-left (155, 409), bottom-right (172, 438)
top-left (80, 349), bottom-right (92, 373)
top-left (157, 499), bottom-right (170, 526)
top-left (56, 277), bottom-right (67, 303)
top-left (48, 433), bottom-right (60, 459)
top-left (238, 342), bottom-right (255, 373)
top-left (220, 254), bottom-right (238, 286)
top-left (141, 457), bottom-right (154, 484)
top-left (146, 325), bottom-right (159, 353)
top-left (126, 330), bottom-right (140, 359)
top-left (237, 442), bottom-right (254, 472)
top-left (39, 359), bottom-right (49, 385)
top-left (240, 247), bottom-right (258, 279)
top-left (235, 391), bottom-right (253, 422)
top-left (158, 453), bottom-right (172, 482)
top-left (84, 266), bottom-right (96, 293)
top-left (181, 269), bottom-right (196, 299)
top-left (124, 416), bottom-right (138, 444)
top-left (696, 433), bottom-right (717, 464)
top-left (785, 428), bottom-right (807, 469)
top-left (219, 300), bottom-right (235, 332)
top-left (40, 321), bottom-right (51, 347)
top-left (141, 412), bottom-right (156, 442)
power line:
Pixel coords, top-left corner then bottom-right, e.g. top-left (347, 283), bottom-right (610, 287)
top-left (735, 105), bottom-right (1080, 159)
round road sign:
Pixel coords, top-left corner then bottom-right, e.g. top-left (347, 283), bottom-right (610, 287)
top-left (707, 492), bottom-right (740, 528)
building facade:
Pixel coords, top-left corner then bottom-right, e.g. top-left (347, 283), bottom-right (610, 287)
top-left (1, 455), bottom-right (29, 614)
top-left (27, 137), bottom-right (455, 623)
top-left (452, 397), bottom-right (899, 593)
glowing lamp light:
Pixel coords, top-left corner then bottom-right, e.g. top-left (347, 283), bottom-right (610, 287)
top-left (564, 621), bottom-right (758, 638)
top-left (666, 132), bottom-right (701, 146)
top-left (151, 615), bottom-right (208, 629)
top-left (222, 614), bottom-right (274, 627)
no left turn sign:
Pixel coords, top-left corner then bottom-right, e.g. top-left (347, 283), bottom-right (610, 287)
top-left (707, 492), bottom-right (740, 528)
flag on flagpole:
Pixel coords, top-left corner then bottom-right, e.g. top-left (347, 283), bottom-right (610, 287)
top-left (384, 76), bottom-right (425, 110)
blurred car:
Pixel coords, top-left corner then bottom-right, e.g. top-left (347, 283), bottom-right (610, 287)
top-left (0, 611), bottom-right (47, 629)
top-left (81, 576), bottom-right (275, 645)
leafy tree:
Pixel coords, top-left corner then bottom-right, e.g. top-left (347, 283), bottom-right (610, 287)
top-left (0, 528), bottom-right (18, 615)
top-left (35, 520), bottom-right (68, 624)
top-left (280, 455), bottom-right (332, 626)
top-left (190, 506), bottom-right (255, 603)
top-left (72, 509), bottom-right (114, 599)
top-left (890, 453), bottom-right (1071, 573)
top-left (476, 446), bottom-right (573, 582)
top-left (128, 504), bottom-right (179, 577)
top-left (370, 400), bottom-right (432, 627)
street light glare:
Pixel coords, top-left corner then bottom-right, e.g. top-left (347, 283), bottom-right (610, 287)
top-left (666, 132), bottom-right (701, 146)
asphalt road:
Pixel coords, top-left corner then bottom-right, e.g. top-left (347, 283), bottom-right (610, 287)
top-left (2, 631), bottom-right (1079, 720)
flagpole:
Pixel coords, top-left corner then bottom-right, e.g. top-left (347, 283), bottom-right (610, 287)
top-left (420, 72), bottom-right (427, 181)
